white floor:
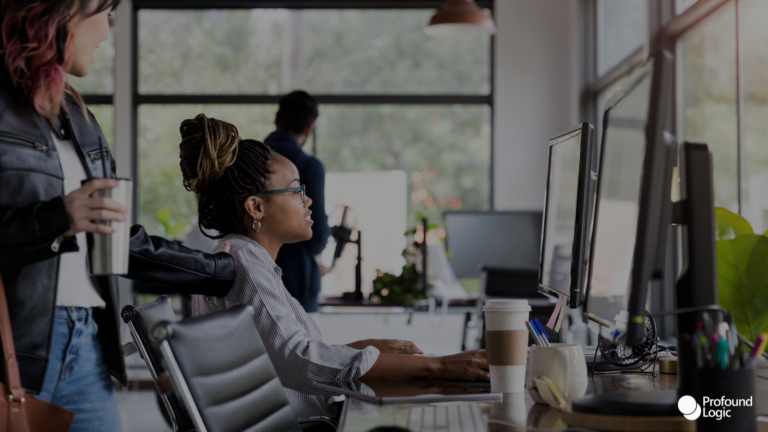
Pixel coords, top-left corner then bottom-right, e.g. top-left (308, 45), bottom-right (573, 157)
top-left (117, 390), bottom-right (171, 432)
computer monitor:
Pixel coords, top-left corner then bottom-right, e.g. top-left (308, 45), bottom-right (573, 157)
top-left (444, 211), bottom-right (542, 279)
top-left (583, 51), bottom-right (677, 346)
top-left (538, 123), bottom-right (596, 308)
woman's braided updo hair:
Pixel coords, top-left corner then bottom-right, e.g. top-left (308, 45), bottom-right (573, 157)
top-left (179, 114), bottom-right (272, 239)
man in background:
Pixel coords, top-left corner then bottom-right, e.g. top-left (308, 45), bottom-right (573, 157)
top-left (264, 91), bottom-right (330, 312)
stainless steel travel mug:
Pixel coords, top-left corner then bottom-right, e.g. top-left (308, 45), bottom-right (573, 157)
top-left (86, 178), bottom-right (132, 275)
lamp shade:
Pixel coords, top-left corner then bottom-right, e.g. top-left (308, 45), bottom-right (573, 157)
top-left (425, 0), bottom-right (497, 37)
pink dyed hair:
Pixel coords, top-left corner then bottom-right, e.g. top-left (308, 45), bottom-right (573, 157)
top-left (1, 0), bottom-right (119, 119)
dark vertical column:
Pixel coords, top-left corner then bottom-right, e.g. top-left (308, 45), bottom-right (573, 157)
top-left (676, 142), bottom-right (719, 396)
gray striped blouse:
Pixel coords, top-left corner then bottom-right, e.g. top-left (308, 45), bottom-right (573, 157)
top-left (191, 233), bottom-right (380, 418)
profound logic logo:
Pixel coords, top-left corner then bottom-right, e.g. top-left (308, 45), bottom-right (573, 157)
top-left (678, 395), bottom-right (753, 421)
top-left (678, 396), bottom-right (701, 420)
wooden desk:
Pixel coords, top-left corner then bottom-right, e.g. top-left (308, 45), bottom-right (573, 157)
top-left (339, 372), bottom-right (768, 431)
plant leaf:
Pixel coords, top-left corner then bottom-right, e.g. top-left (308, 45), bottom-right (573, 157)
top-left (741, 234), bottom-right (768, 341)
top-left (715, 207), bottom-right (753, 240)
top-left (717, 234), bottom-right (768, 342)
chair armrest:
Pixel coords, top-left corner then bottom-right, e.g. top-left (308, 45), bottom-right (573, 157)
top-left (123, 340), bottom-right (138, 357)
top-left (298, 416), bottom-right (338, 431)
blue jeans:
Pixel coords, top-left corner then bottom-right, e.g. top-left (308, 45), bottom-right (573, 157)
top-left (36, 307), bottom-right (122, 432)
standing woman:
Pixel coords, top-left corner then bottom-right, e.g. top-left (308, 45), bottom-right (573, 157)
top-left (0, 1), bottom-right (236, 431)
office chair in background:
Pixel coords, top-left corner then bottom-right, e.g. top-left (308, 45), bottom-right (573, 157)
top-left (153, 304), bottom-right (337, 432)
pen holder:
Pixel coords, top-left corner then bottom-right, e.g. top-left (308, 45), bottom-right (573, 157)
top-left (689, 367), bottom-right (755, 432)
top-left (525, 344), bottom-right (587, 406)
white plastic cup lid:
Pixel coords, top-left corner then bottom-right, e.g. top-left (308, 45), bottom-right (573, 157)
top-left (482, 299), bottom-right (531, 312)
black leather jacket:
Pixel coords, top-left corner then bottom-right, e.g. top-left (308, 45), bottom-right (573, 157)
top-left (0, 69), bottom-right (236, 394)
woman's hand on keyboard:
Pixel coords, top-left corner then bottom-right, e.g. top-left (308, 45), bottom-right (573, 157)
top-left (433, 350), bottom-right (490, 381)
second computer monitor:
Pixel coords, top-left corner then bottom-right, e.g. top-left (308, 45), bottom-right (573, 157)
top-left (538, 123), bottom-right (596, 307)
top-left (583, 63), bottom-right (653, 331)
top-left (583, 51), bottom-right (676, 346)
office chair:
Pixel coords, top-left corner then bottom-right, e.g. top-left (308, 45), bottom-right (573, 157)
top-left (153, 304), bottom-right (337, 432)
top-left (121, 296), bottom-right (195, 432)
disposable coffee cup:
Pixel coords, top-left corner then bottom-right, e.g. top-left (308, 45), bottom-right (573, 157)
top-left (84, 178), bottom-right (132, 275)
top-left (483, 299), bottom-right (531, 394)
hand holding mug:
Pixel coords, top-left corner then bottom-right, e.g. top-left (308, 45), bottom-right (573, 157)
top-left (62, 178), bottom-right (128, 237)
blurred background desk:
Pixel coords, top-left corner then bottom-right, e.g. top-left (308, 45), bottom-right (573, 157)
top-left (315, 279), bottom-right (559, 356)
top-left (338, 372), bottom-right (768, 432)
top-left (314, 301), bottom-right (476, 355)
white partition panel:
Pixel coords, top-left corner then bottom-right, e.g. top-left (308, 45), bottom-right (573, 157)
top-left (320, 171), bottom-right (407, 297)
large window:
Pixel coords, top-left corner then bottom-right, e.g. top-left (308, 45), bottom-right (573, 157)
top-left (138, 10), bottom-right (489, 95)
top-left (676, 0), bottom-right (768, 230)
top-left (596, 0), bottom-right (647, 76)
top-left (678, 3), bottom-right (738, 212)
top-left (136, 8), bottom-right (492, 239)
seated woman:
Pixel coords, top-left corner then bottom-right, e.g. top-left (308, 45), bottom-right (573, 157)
top-left (182, 114), bottom-right (488, 415)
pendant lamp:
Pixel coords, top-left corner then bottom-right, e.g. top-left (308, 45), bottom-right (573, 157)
top-left (425, 0), bottom-right (497, 37)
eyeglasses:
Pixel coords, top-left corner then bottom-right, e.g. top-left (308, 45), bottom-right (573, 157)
top-left (247, 184), bottom-right (306, 203)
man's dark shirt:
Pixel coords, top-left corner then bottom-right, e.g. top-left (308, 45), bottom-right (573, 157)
top-left (264, 131), bottom-right (330, 312)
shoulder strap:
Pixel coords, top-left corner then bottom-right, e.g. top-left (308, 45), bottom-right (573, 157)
top-left (0, 273), bottom-right (26, 403)
top-left (293, 151), bottom-right (312, 176)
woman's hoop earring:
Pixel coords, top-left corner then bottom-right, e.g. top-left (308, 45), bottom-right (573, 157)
top-left (253, 219), bottom-right (261, 233)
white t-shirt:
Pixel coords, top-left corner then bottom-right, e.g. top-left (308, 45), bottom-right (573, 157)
top-left (51, 132), bottom-right (105, 308)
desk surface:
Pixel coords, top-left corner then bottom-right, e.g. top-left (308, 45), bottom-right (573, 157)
top-left (339, 372), bottom-right (768, 431)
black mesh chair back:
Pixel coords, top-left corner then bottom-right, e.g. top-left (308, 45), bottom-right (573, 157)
top-left (480, 266), bottom-right (540, 298)
top-left (122, 296), bottom-right (195, 432)
top-left (155, 304), bottom-right (301, 432)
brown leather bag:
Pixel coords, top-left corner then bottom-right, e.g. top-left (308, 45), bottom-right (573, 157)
top-left (0, 274), bottom-right (73, 432)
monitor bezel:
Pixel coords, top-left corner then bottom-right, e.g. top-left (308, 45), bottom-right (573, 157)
top-left (537, 122), bottom-right (595, 307)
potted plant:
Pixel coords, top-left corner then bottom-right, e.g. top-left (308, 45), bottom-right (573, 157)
top-left (715, 207), bottom-right (768, 342)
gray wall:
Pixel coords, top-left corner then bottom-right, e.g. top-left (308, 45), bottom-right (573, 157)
top-left (493, 0), bottom-right (580, 211)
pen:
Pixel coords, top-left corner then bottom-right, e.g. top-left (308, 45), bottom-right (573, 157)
top-left (702, 312), bottom-right (713, 335)
top-left (700, 334), bottom-right (712, 369)
top-left (718, 321), bottom-right (729, 339)
top-left (525, 321), bottom-right (541, 346)
top-left (694, 335), bottom-right (703, 369)
top-left (533, 320), bottom-right (550, 347)
top-left (747, 333), bottom-right (768, 369)
top-left (729, 342), bottom-right (742, 370)
top-left (727, 326), bottom-right (736, 356)
top-left (534, 321), bottom-right (548, 347)
top-left (530, 319), bottom-right (543, 346)
top-left (718, 338), bottom-right (729, 370)
top-left (535, 319), bottom-right (550, 347)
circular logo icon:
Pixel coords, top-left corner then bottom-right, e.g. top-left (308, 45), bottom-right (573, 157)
top-left (678, 395), bottom-right (701, 420)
